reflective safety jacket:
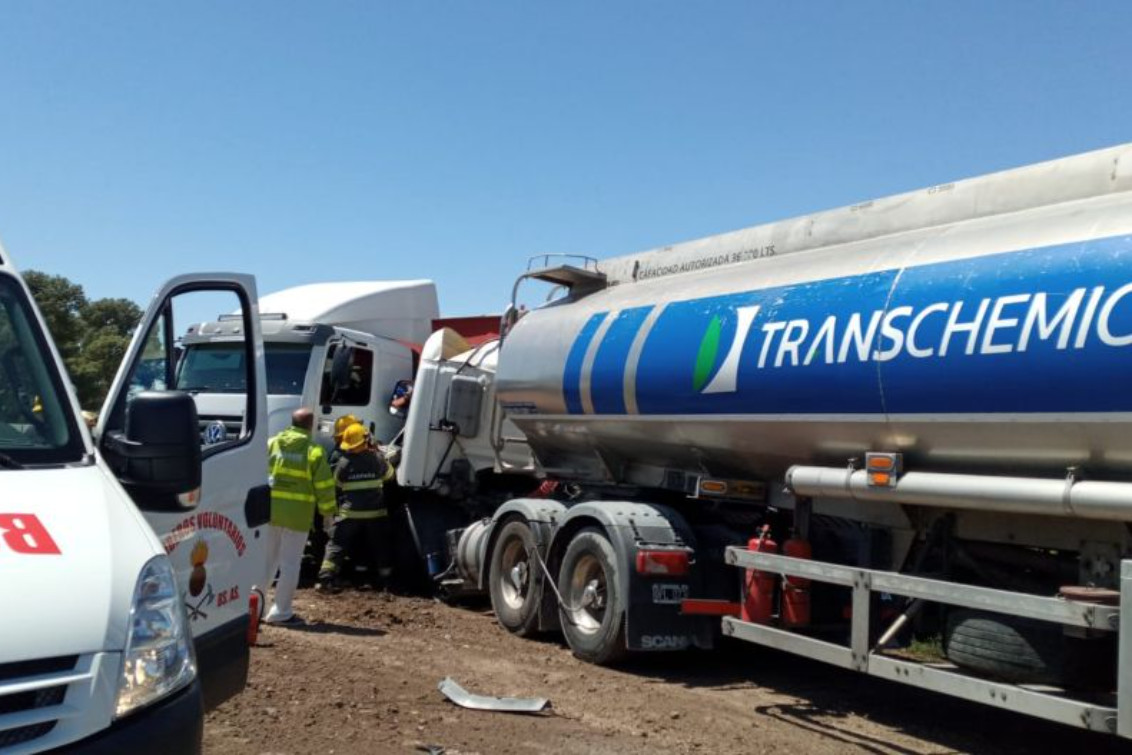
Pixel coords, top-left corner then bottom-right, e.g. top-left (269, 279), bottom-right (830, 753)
top-left (267, 426), bottom-right (336, 531)
top-left (334, 449), bottom-right (394, 519)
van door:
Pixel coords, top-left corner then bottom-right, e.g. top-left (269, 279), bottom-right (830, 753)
top-left (97, 273), bottom-right (268, 710)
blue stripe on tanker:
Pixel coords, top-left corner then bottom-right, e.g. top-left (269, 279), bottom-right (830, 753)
top-left (591, 306), bottom-right (653, 414)
top-left (563, 312), bottom-right (605, 414)
top-left (562, 234), bottom-right (1132, 415)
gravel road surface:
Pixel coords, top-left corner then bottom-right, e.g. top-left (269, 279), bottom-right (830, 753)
top-left (204, 588), bottom-right (1129, 754)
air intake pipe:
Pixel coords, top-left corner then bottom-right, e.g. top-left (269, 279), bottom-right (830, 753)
top-left (785, 465), bottom-right (1132, 522)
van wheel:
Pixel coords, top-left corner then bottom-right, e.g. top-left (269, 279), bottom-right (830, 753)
top-left (558, 527), bottom-right (627, 665)
top-left (943, 609), bottom-right (1063, 685)
top-left (489, 520), bottom-right (542, 636)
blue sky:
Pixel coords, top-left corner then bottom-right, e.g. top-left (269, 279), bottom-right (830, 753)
top-left (0, 1), bottom-right (1128, 317)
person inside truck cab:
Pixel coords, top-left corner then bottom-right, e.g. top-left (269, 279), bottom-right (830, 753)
top-left (388, 379), bottom-right (413, 418)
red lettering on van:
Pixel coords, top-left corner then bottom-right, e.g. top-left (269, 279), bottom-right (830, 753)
top-left (0, 513), bottom-right (61, 555)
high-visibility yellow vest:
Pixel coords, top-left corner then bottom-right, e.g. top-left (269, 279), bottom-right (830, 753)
top-left (267, 426), bottom-right (336, 532)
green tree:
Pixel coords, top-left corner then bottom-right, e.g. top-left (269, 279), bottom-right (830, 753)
top-left (75, 298), bottom-right (143, 407)
top-left (22, 271), bottom-right (86, 361)
top-left (0, 298), bottom-right (20, 421)
top-left (24, 270), bottom-right (142, 409)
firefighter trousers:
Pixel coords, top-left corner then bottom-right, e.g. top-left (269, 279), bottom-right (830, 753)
top-left (318, 514), bottom-right (392, 585)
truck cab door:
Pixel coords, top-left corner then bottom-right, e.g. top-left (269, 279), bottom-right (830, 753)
top-left (315, 337), bottom-right (414, 446)
top-left (97, 273), bottom-right (268, 711)
top-left (317, 338), bottom-right (378, 441)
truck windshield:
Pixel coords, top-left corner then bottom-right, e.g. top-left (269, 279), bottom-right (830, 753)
top-left (177, 342), bottom-right (312, 396)
top-left (0, 274), bottom-right (85, 465)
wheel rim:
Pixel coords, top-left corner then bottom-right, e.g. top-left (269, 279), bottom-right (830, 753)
top-left (498, 536), bottom-right (530, 611)
top-left (565, 553), bottom-right (607, 636)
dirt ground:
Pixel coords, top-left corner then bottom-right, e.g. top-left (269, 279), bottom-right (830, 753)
top-left (204, 588), bottom-right (1130, 755)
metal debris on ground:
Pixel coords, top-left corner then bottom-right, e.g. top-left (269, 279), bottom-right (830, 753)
top-left (437, 677), bottom-right (550, 714)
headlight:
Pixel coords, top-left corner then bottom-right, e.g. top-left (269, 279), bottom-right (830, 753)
top-left (115, 556), bottom-right (196, 718)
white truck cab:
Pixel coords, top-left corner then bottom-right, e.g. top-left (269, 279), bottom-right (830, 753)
top-left (0, 246), bottom-right (269, 754)
top-left (180, 280), bottom-right (438, 451)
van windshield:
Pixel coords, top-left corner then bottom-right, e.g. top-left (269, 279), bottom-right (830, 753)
top-left (0, 274), bottom-right (85, 465)
top-left (177, 342), bottom-right (312, 396)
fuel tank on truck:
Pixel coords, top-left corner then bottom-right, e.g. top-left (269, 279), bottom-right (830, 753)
top-left (495, 144), bottom-right (1132, 484)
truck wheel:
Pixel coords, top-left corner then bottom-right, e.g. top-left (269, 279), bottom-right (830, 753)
top-left (489, 520), bottom-right (542, 637)
top-left (557, 527), bottom-right (627, 665)
top-left (943, 609), bottom-right (1063, 685)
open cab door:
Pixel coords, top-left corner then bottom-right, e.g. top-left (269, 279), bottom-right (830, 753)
top-left (97, 273), bottom-right (269, 710)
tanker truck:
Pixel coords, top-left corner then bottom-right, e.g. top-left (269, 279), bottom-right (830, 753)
top-left (395, 142), bottom-right (1132, 738)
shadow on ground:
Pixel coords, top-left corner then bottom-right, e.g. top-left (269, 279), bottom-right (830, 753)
top-left (614, 640), bottom-right (1127, 755)
top-left (275, 620), bottom-right (388, 638)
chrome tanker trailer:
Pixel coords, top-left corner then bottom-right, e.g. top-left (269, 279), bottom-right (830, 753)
top-left (396, 142), bottom-right (1132, 737)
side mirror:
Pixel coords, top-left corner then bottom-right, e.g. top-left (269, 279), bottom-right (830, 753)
top-left (499, 304), bottom-right (518, 338)
top-left (103, 391), bottom-right (202, 512)
top-left (330, 346), bottom-right (354, 390)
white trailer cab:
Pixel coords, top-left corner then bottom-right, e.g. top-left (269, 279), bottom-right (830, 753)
top-left (0, 247), bottom-right (269, 754)
top-left (179, 280), bottom-right (438, 450)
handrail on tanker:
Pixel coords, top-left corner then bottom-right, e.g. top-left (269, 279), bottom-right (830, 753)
top-left (499, 254), bottom-right (607, 343)
top-left (525, 253), bottom-right (600, 273)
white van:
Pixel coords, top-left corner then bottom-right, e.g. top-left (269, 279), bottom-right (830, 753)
top-left (0, 246), bottom-right (269, 754)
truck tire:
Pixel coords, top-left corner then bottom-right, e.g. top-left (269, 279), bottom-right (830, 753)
top-left (557, 527), bottom-right (627, 665)
top-left (489, 520), bottom-right (542, 637)
top-left (943, 609), bottom-right (1064, 685)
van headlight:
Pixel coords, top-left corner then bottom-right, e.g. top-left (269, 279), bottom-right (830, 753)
top-left (115, 556), bottom-right (197, 718)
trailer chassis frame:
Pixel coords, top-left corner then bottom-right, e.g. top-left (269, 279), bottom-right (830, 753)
top-left (723, 547), bottom-right (1130, 737)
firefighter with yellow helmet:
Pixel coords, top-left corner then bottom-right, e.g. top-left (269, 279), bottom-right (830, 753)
top-left (330, 414), bottom-right (360, 463)
top-left (333, 413), bottom-right (360, 441)
top-left (317, 422), bottom-right (395, 592)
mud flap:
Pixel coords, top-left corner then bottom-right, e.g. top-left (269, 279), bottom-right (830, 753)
top-left (625, 570), bottom-right (714, 651)
top-left (547, 501), bottom-right (715, 653)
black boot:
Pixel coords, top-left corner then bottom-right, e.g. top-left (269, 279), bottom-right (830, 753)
top-left (315, 575), bottom-right (341, 594)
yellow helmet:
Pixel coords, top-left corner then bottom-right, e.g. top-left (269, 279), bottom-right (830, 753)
top-left (334, 414), bottom-right (360, 441)
top-left (339, 423), bottom-right (369, 452)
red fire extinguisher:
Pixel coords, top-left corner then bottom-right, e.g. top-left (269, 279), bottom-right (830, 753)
top-left (781, 536), bottom-right (812, 627)
top-left (742, 525), bottom-right (777, 625)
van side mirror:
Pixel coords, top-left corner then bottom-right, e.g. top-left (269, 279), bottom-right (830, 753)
top-left (102, 391), bottom-right (202, 512)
